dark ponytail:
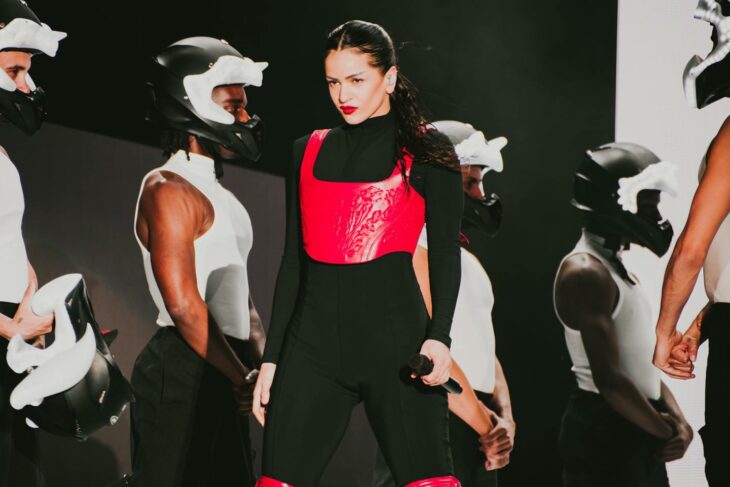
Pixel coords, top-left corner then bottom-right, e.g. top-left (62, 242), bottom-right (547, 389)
top-left (325, 20), bottom-right (459, 176)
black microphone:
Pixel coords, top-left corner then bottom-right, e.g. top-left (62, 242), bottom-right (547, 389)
top-left (408, 354), bottom-right (463, 395)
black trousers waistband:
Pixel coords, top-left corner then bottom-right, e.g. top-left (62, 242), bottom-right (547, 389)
top-left (703, 302), bottom-right (730, 342)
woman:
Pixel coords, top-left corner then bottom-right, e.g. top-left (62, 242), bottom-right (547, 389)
top-left (253, 20), bottom-right (463, 487)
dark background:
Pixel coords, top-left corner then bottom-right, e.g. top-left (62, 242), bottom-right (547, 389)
top-left (8, 0), bottom-right (617, 485)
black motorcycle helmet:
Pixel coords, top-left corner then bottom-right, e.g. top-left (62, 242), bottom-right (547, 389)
top-left (573, 142), bottom-right (677, 257)
top-left (147, 36), bottom-right (266, 164)
top-left (7, 275), bottom-right (133, 441)
top-left (684, 0), bottom-right (730, 109)
top-left (0, 0), bottom-right (65, 134)
top-left (432, 119), bottom-right (507, 236)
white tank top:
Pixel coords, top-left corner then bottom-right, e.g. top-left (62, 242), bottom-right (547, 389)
top-left (419, 229), bottom-right (496, 393)
top-left (134, 150), bottom-right (254, 340)
top-left (700, 155), bottom-right (730, 303)
top-left (554, 232), bottom-right (661, 400)
top-left (0, 151), bottom-right (29, 303)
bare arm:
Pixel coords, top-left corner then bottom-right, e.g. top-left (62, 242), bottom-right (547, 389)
top-left (490, 359), bottom-right (514, 425)
top-left (655, 382), bottom-right (693, 462)
top-left (448, 361), bottom-right (493, 434)
top-left (477, 357), bottom-right (516, 470)
top-left (655, 117), bottom-right (730, 375)
top-left (556, 254), bottom-right (673, 440)
top-left (137, 176), bottom-right (249, 388)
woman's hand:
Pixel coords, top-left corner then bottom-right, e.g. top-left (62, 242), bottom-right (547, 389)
top-left (683, 304), bottom-right (708, 363)
top-left (416, 339), bottom-right (451, 386)
top-left (252, 362), bottom-right (277, 426)
top-left (654, 329), bottom-right (693, 379)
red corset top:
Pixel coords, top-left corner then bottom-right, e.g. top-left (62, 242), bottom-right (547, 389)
top-left (299, 129), bottom-right (426, 264)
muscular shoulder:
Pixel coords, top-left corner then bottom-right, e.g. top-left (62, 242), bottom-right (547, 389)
top-left (141, 170), bottom-right (194, 203)
top-left (557, 253), bottom-right (615, 294)
top-left (138, 170), bottom-right (209, 222)
top-left (555, 253), bottom-right (618, 328)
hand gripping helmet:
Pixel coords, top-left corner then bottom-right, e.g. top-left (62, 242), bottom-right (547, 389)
top-left (0, 0), bottom-right (65, 134)
top-left (147, 36), bottom-right (267, 163)
top-left (431, 120), bottom-right (507, 237)
top-left (572, 142), bottom-right (679, 257)
top-left (684, 0), bottom-right (730, 108)
top-left (5, 274), bottom-right (133, 440)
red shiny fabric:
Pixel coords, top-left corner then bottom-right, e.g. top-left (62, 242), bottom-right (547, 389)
top-left (300, 129), bottom-right (426, 264)
top-left (255, 476), bottom-right (294, 487)
top-left (404, 476), bottom-right (462, 487)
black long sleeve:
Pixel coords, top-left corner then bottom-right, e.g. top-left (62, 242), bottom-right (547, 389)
top-left (423, 162), bottom-right (463, 347)
top-left (263, 113), bottom-right (462, 363)
top-left (262, 142), bottom-right (306, 364)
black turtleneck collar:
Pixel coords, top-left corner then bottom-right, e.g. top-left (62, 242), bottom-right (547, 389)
top-left (342, 110), bottom-right (395, 135)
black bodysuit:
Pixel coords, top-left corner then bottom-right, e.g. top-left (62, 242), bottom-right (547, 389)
top-left (262, 112), bottom-right (463, 486)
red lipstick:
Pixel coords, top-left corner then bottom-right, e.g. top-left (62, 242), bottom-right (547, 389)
top-left (340, 105), bottom-right (357, 115)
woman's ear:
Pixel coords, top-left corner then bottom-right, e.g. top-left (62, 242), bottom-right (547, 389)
top-left (385, 66), bottom-right (398, 94)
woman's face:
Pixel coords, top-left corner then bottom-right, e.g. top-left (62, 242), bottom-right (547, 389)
top-left (325, 48), bottom-right (396, 125)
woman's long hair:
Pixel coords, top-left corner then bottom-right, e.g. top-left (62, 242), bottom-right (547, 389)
top-left (325, 20), bottom-right (459, 177)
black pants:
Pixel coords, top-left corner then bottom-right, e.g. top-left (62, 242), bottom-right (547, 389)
top-left (372, 391), bottom-right (497, 487)
top-left (130, 327), bottom-right (255, 487)
top-left (0, 301), bottom-right (41, 487)
top-left (263, 255), bottom-right (453, 486)
top-left (699, 303), bottom-right (730, 487)
top-left (558, 389), bottom-right (668, 487)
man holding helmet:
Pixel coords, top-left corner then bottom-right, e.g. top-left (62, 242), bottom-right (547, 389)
top-left (0, 0), bottom-right (65, 485)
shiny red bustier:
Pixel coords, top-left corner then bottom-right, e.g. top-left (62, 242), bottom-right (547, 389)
top-left (299, 129), bottom-right (426, 264)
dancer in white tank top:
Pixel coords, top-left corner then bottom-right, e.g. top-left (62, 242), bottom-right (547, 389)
top-left (0, 5), bottom-right (65, 486)
top-left (128, 37), bottom-right (267, 487)
top-left (373, 121), bottom-right (514, 487)
top-left (556, 142), bottom-right (691, 487)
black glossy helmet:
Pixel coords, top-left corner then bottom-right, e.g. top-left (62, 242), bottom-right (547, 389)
top-left (432, 119), bottom-right (507, 237)
top-left (573, 142), bottom-right (678, 257)
top-left (684, 0), bottom-right (730, 109)
top-left (0, 0), bottom-right (65, 134)
top-left (6, 274), bottom-right (133, 440)
top-left (147, 36), bottom-right (267, 163)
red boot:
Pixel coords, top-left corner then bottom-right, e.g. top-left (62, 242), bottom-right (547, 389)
top-left (404, 476), bottom-right (461, 487)
top-left (255, 476), bottom-right (294, 487)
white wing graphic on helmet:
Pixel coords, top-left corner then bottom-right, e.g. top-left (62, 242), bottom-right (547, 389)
top-left (617, 161), bottom-right (679, 214)
top-left (454, 131), bottom-right (508, 173)
top-left (183, 55), bottom-right (268, 125)
top-left (6, 274), bottom-right (97, 411)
